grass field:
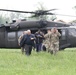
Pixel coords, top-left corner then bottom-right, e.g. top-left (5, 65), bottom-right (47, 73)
top-left (0, 48), bottom-right (76, 75)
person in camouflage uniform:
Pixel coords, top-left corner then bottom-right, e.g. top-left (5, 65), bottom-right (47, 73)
top-left (43, 29), bottom-right (52, 52)
top-left (50, 28), bottom-right (61, 55)
top-left (18, 31), bottom-right (27, 54)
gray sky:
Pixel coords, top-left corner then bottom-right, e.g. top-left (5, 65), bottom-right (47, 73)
top-left (0, 0), bottom-right (76, 22)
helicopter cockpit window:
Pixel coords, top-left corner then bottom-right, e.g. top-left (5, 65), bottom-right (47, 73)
top-left (8, 32), bottom-right (16, 41)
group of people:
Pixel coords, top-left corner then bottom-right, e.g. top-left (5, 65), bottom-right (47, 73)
top-left (44, 28), bottom-right (61, 55)
top-left (18, 28), bottom-right (61, 56)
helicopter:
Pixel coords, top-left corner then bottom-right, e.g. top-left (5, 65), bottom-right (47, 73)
top-left (0, 8), bottom-right (76, 50)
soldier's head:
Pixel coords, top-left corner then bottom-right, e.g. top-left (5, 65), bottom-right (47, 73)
top-left (23, 31), bottom-right (27, 35)
top-left (51, 27), bottom-right (58, 33)
top-left (37, 29), bottom-right (41, 33)
top-left (27, 29), bottom-right (31, 35)
top-left (47, 29), bottom-right (51, 33)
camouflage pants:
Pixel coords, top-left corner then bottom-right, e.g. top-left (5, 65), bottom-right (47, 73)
top-left (43, 40), bottom-right (51, 52)
top-left (44, 42), bottom-right (51, 52)
top-left (50, 42), bottom-right (59, 55)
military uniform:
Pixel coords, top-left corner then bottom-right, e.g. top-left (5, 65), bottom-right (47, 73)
top-left (44, 31), bottom-right (52, 52)
top-left (18, 34), bottom-right (25, 54)
top-left (50, 32), bottom-right (61, 55)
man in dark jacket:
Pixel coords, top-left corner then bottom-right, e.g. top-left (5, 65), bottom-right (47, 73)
top-left (35, 29), bottom-right (44, 52)
top-left (20, 30), bottom-right (35, 56)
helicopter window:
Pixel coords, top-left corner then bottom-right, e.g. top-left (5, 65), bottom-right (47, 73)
top-left (8, 32), bottom-right (16, 41)
top-left (18, 31), bottom-right (23, 38)
top-left (61, 29), bottom-right (66, 40)
top-left (68, 28), bottom-right (76, 37)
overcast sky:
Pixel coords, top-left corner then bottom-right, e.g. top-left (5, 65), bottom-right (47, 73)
top-left (0, 0), bottom-right (76, 22)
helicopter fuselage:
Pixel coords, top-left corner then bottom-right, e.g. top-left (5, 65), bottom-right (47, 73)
top-left (0, 20), bottom-right (76, 50)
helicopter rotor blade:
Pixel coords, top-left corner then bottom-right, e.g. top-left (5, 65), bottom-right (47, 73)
top-left (30, 12), bottom-right (54, 17)
top-left (0, 9), bottom-right (76, 17)
top-left (55, 14), bottom-right (76, 17)
top-left (39, 9), bottom-right (57, 14)
top-left (0, 9), bottom-right (35, 13)
top-left (44, 12), bottom-right (54, 15)
top-left (44, 9), bottom-right (57, 12)
top-left (0, 8), bottom-right (57, 14)
top-left (42, 12), bottom-right (76, 17)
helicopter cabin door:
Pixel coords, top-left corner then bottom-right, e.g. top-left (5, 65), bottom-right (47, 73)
top-left (59, 29), bottom-right (68, 49)
top-left (5, 31), bottom-right (18, 48)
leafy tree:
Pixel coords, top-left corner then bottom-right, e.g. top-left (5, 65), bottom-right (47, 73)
top-left (0, 12), bottom-right (27, 24)
top-left (9, 12), bottom-right (26, 20)
top-left (0, 15), bottom-right (4, 24)
top-left (70, 6), bottom-right (76, 23)
top-left (0, 14), bottom-right (10, 24)
top-left (29, 2), bottom-right (57, 21)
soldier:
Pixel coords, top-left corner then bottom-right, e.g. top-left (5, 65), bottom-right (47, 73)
top-left (18, 31), bottom-right (27, 54)
top-left (43, 29), bottom-right (52, 52)
top-left (50, 28), bottom-right (61, 55)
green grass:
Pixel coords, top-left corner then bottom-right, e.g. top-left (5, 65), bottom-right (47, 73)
top-left (0, 48), bottom-right (76, 75)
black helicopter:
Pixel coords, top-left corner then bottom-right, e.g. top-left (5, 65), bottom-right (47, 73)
top-left (0, 8), bottom-right (76, 50)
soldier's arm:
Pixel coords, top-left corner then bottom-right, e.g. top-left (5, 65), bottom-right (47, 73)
top-left (57, 32), bottom-right (61, 39)
top-left (58, 32), bottom-right (61, 37)
top-left (44, 33), bottom-right (49, 38)
top-left (41, 32), bottom-right (45, 39)
top-left (20, 35), bottom-right (27, 47)
top-left (39, 34), bottom-right (44, 39)
top-left (30, 34), bottom-right (36, 40)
